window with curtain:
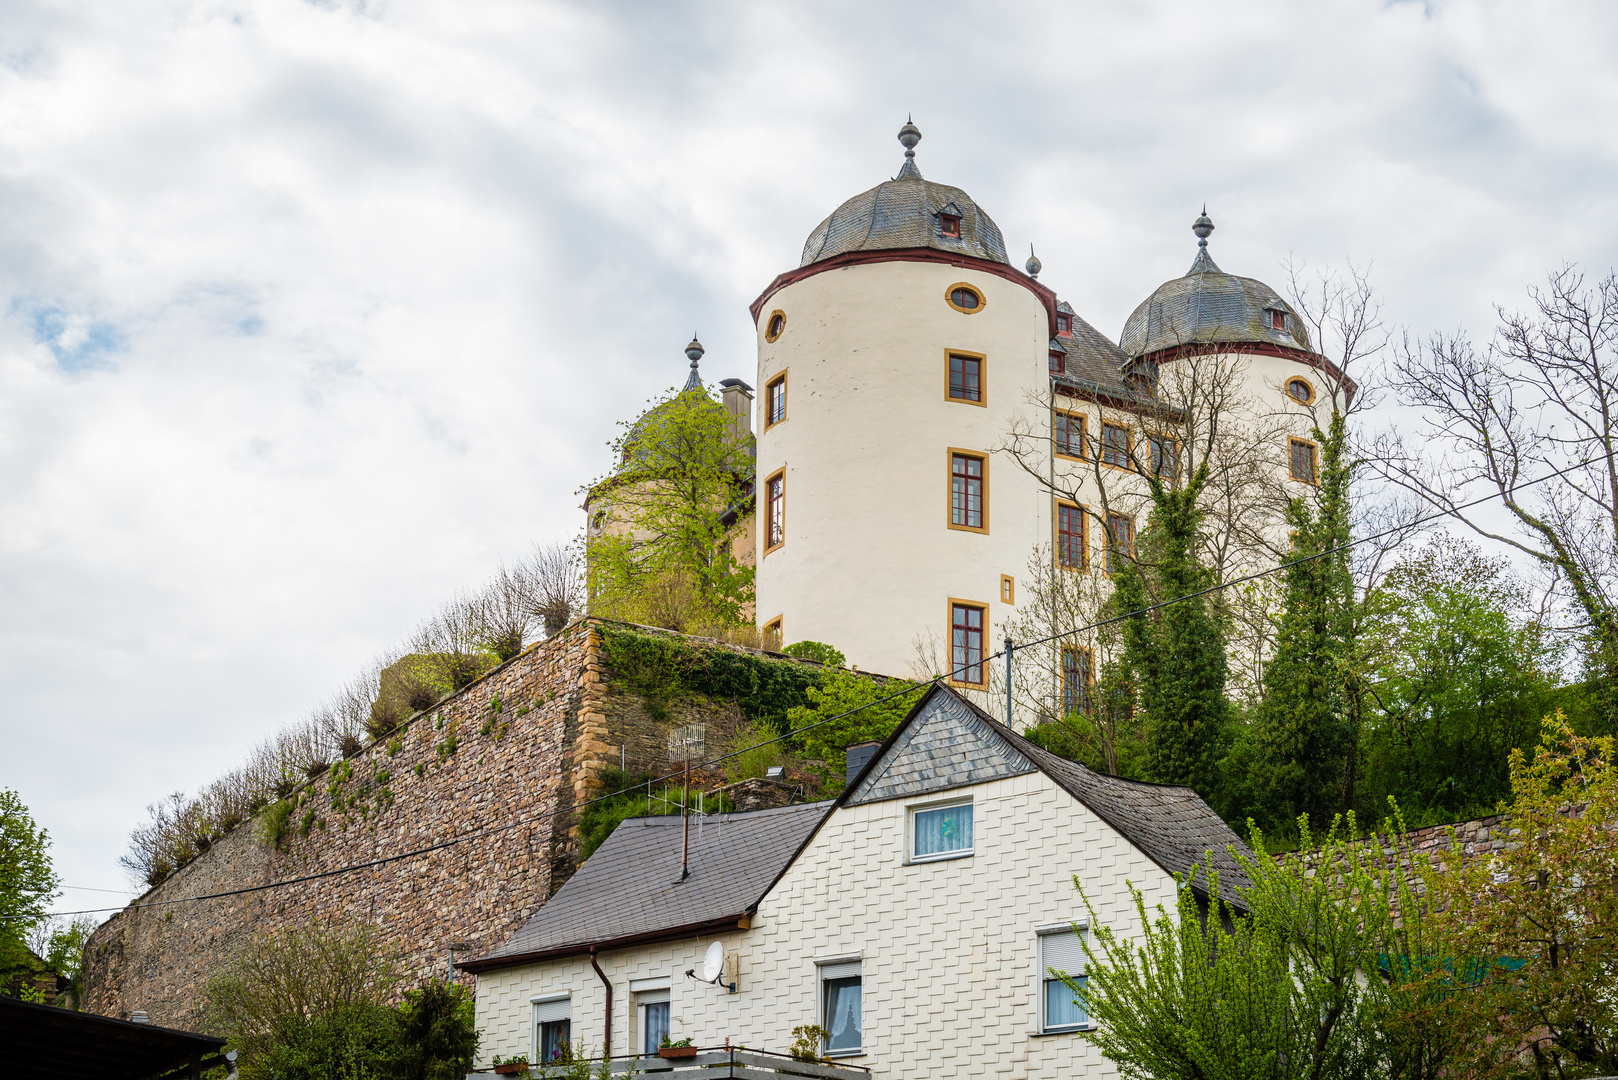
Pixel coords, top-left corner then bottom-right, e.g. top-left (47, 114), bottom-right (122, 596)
top-left (912, 801), bottom-right (973, 860)
top-left (637, 989), bottom-right (670, 1055)
top-left (819, 961), bottom-right (862, 1055)
top-left (534, 997), bottom-right (571, 1064)
top-left (1040, 929), bottom-right (1088, 1031)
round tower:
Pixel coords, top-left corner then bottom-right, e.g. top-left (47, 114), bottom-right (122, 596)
top-left (750, 121), bottom-right (1057, 680)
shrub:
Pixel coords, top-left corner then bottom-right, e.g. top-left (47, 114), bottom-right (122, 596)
top-left (782, 641), bottom-right (845, 668)
top-left (786, 671), bottom-right (925, 789)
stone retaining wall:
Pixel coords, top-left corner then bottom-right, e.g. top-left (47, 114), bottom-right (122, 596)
top-left (79, 620), bottom-right (804, 1031)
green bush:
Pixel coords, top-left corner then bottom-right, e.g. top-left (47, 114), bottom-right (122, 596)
top-left (258, 800), bottom-right (295, 851)
top-left (599, 627), bottom-right (821, 727)
top-left (781, 641), bottom-right (844, 668)
top-left (786, 671), bottom-right (925, 790)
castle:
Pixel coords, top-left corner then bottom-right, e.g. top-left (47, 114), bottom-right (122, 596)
top-left (603, 119), bottom-right (1344, 698)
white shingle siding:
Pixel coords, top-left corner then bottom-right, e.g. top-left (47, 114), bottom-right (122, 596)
top-left (476, 768), bottom-right (1176, 1079)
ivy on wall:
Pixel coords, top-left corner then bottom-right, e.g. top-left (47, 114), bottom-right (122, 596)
top-left (598, 626), bottom-right (822, 730)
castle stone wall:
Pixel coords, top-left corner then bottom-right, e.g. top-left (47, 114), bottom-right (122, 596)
top-left (81, 621), bottom-right (613, 1030)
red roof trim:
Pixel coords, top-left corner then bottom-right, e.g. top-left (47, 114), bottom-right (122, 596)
top-left (749, 249), bottom-right (1058, 336)
top-left (1136, 341), bottom-right (1359, 400)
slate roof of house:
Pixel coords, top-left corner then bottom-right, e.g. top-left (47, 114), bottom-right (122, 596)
top-left (1053, 309), bottom-right (1136, 400)
top-left (843, 685), bottom-right (1253, 907)
top-left (465, 801), bottom-right (831, 971)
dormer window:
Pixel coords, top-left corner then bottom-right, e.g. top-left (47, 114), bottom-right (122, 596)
top-left (1049, 350), bottom-right (1066, 375)
top-left (1056, 314), bottom-right (1072, 334)
top-left (940, 213), bottom-right (961, 238)
top-left (1270, 309), bottom-right (1287, 331)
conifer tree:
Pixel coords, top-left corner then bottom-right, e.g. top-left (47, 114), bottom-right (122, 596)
top-left (1254, 412), bottom-right (1355, 830)
top-left (1112, 458), bottom-right (1229, 797)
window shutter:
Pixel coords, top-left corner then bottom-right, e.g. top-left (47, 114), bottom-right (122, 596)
top-left (534, 997), bottom-right (571, 1023)
top-left (819, 960), bottom-right (861, 981)
top-left (1040, 930), bottom-right (1085, 977)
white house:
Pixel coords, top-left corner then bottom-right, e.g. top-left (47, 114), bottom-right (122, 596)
top-left (465, 684), bottom-right (1250, 1079)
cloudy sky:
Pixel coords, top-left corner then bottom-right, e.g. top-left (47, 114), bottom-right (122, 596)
top-left (3, 0), bottom-right (1616, 905)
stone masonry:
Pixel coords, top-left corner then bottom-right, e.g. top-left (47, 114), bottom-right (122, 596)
top-left (79, 619), bottom-right (804, 1030)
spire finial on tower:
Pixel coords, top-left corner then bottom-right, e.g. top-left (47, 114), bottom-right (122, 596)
top-left (896, 116), bottom-right (923, 180)
top-left (1188, 207), bottom-right (1219, 273)
top-left (1025, 243), bottom-right (1042, 279)
top-left (683, 334), bottom-right (704, 391)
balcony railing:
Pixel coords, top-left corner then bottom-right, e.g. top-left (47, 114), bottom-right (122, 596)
top-left (487, 1046), bottom-right (870, 1080)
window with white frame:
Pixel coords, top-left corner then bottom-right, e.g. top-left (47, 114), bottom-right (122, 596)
top-left (532, 995), bottom-right (571, 1064)
top-left (818, 960), bottom-right (862, 1056)
top-left (635, 986), bottom-right (670, 1056)
top-left (1039, 926), bottom-right (1088, 1032)
top-left (910, 799), bottom-right (973, 861)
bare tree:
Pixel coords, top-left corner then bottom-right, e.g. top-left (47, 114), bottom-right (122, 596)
top-left (1385, 267), bottom-right (1618, 692)
top-left (523, 540), bottom-right (581, 638)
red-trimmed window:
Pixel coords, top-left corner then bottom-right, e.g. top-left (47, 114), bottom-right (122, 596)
top-left (949, 354), bottom-right (982, 402)
top-left (951, 454), bottom-right (985, 530)
top-left (940, 213), bottom-right (961, 238)
top-left (1057, 314), bottom-right (1072, 334)
top-left (1062, 646), bottom-right (1094, 716)
top-left (1050, 348), bottom-right (1066, 374)
top-left (951, 603), bottom-right (985, 685)
top-left (1055, 412), bottom-right (1085, 458)
top-left (1148, 435), bottom-right (1180, 480)
top-left (1271, 309), bottom-right (1286, 331)
top-left (1058, 503), bottom-right (1086, 569)
top-left (765, 472), bottom-right (785, 549)
top-left (1106, 512), bottom-right (1135, 572)
top-left (1289, 438), bottom-right (1319, 484)
top-left (1102, 423), bottom-right (1130, 468)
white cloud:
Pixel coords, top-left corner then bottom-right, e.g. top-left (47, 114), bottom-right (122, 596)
top-left (1, 0), bottom-right (1615, 899)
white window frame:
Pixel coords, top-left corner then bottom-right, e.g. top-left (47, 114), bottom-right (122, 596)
top-left (906, 796), bottom-right (974, 864)
top-left (530, 993), bottom-right (571, 1064)
top-left (815, 956), bottom-right (863, 1058)
top-left (631, 978), bottom-right (671, 1057)
top-left (1035, 922), bottom-right (1092, 1034)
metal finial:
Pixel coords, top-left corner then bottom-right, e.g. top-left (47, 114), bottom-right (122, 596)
top-left (683, 335), bottom-right (704, 391)
top-left (896, 116), bottom-right (923, 179)
top-left (1025, 243), bottom-right (1042, 279)
top-left (1192, 206), bottom-right (1214, 248)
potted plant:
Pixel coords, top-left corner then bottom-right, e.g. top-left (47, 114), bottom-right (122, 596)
top-left (657, 1037), bottom-right (697, 1059)
top-left (492, 1054), bottom-right (531, 1075)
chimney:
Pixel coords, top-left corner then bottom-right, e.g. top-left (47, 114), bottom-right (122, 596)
top-left (845, 741), bottom-right (882, 787)
top-left (719, 378), bottom-right (754, 439)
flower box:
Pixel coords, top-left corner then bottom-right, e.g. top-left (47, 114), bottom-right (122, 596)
top-left (494, 1063), bottom-right (529, 1075)
top-left (658, 1046), bottom-right (699, 1059)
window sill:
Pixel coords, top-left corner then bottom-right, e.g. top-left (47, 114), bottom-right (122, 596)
top-left (1032, 1025), bottom-right (1095, 1037)
top-left (824, 1051), bottom-right (866, 1059)
top-left (904, 850), bottom-right (973, 867)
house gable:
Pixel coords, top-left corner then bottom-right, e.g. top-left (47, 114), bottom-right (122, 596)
top-left (845, 685), bottom-right (1036, 805)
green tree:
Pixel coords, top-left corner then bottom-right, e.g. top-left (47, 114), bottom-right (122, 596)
top-left (586, 381), bottom-right (754, 632)
top-left (1, 789), bottom-right (59, 998)
top-left (1414, 716), bottom-right (1618, 1079)
top-left (786, 671), bottom-right (926, 791)
top-left (1253, 411), bottom-right (1355, 833)
top-left (1075, 814), bottom-right (1463, 1080)
top-left (1355, 534), bottom-right (1562, 824)
top-left (1111, 455), bottom-right (1229, 796)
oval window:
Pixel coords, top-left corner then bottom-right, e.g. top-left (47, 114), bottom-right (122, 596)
top-left (946, 284), bottom-right (983, 313)
top-left (1287, 378), bottom-right (1313, 404)
top-left (765, 310), bottom-right (786, 342)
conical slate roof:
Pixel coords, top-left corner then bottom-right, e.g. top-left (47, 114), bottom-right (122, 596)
top-left (799, 121), bottom-right (1008, 267)
top-left (1120, 213), bottom-right (1311, 360)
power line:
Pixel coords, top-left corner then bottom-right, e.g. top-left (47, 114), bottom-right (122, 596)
top-left (19, 453), bottom-right (1601, 921)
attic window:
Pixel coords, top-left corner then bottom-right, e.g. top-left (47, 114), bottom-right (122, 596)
top-left (1049, 349), bottom-right (1066, 375)
top-left (940, 213), bottom-right (961, 238)
top-left (1270, 309), bottom-right (1287, 331)
top-left (1056, 314), bottom-right (1072, 334)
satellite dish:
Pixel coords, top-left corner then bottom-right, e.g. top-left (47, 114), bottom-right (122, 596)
top-left (702, 941), bottom-right (724, 983)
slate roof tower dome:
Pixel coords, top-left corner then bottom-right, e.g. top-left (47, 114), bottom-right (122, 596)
top-left (798, 119), bottom-right (1010, 268)
top-left (750, 120), bottom-right (1056, 679)
top-left (1120, 210), bottom-right (1311, 361)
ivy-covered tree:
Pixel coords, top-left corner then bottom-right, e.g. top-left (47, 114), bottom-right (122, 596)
top-left (1253, 411), bottom-right (1356, 832)
top-left (585, 365), bottom-right (754, 632)
top-left (1112, 457), bottom-right (1230, 797)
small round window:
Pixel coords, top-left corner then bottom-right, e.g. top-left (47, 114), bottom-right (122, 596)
top-left (946, 283), bottom-right (984, 314)
top-left (1287, 378), bottom-right (1314, 404)
top-left (765, 310), bottom-right (786, 343)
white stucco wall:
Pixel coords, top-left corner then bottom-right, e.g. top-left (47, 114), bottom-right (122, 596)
top-left (752, 260), bottom-right (1050, 678)
top-left (475, 769), bottom-right (1179, 1079)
